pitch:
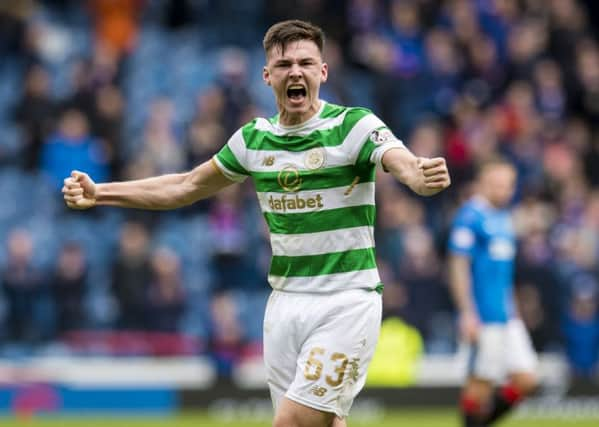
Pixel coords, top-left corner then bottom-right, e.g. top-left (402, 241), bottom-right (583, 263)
top-left (1, 409), bottom-right (597, 426)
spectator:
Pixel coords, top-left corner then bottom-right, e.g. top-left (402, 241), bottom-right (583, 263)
top-left (1, 229), bottom-right (47, 343)
top-left (215, 48), bottom-right (254, 134)
top-left (62, 59), bottom-right (98, 121)
top-left (13, 65), bottom-right (57, 170)
top-left (397, 226), bottom-right (446, 345)
top-left (111, 221), bottom-right (151, 330)
top-left (465, 34), bottom-right (506, 105)
top-left (186, 86), bottom-right (227, 169)
top-left (209, 186), bottom-right (249, 293)
top-left (145, 247), bottom-right (185, 332)
top-left (125, 98), bottom-right (185, 179)
top-left (0, 0), bottom-right (35, 57)
top-left (562, 284), bottom-right (599, 378)
top-left (573, 39), bottom-right (599, 123)
top-left (88, 0), bottom-right (144, 61)
top-left (92, 84), bottom-right (125, 179)
top-left (208, 292), bottom-right (246, 378)
top-left (532, 59), bottom-right (568, 123)
top-left (40, 108), bottom-right (110, 191)
top-left (516, 283), bottom-right (554, 352)
top-left (51, 241), bottom-right (87, 336)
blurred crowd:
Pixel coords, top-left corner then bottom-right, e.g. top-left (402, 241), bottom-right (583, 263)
top-left (0, 0), bottom-right (598, 381)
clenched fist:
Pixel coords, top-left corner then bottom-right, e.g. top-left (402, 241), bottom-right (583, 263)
top-left (416, 157), bottom-right (451, 196)
top-left (62, 170), bottom-right (97, 210)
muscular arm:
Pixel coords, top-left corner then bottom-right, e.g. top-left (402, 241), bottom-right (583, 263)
top-left (381, 148), bottom-right (450, 196)
top-left (63, 159), bottom-right (236, 210)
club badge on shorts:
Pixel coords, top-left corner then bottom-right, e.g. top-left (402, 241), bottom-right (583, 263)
top-left (304, 147), bottom-right (326, 170)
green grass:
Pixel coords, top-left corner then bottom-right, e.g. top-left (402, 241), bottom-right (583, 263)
top-left (0, 409), bottom-right (596, 427)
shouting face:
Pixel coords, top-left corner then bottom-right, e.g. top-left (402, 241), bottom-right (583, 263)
top-left (263, 40), bottom-right (328, 126)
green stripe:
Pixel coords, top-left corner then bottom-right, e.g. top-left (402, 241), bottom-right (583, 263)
top-left (270, 247), bottom-right (376, 277)
top-left (243, 107), bottom-right (371, 152)
top-left (356, 139), bottom-right (377, 166)
top-left (253, 165), bottom-right (376, 193)
top-left (319, 102), bottom-right (347, 118)
top-left (264, 205), bottom-right (376, 235)
top-left (216, 145), bottom-right (249, 175)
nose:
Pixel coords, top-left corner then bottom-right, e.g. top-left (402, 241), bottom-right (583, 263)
top-left (289, 63), bottom-right (302, 78)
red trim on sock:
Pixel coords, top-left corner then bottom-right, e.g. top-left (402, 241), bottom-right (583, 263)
top-left (501, 385), bottom-right (523, 404)
top-left (461, 395), bottom-right (481, 414)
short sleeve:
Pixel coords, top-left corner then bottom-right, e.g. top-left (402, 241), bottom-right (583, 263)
top-left (352, 114), bottom-right (406, 168)
top-left (213, 128), bottom-right (250, 182)
top-left (448, 207), bottom-right (478, 257)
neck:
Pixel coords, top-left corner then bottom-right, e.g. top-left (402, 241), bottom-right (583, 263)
top-left (278, 100), bottom-right (321, 126)
top-left (478, 194), bottom-right (501, 209)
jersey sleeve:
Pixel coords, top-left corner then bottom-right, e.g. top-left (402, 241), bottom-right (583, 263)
top-left (448, 206), bottom-right (478, 257)
top-left (212, 128), bottom-right (250, 182)
top-left (350, 110), bottom-right (406, 169)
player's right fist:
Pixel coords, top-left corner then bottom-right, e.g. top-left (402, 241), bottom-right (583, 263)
top-left (62, 170), bottom-right (97, 210)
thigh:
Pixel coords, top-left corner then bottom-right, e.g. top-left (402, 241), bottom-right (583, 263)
top-left (273, 397), bottom-right (337, 427)
top-left (505, 318), bottom-right (538, 375)
top-left (263, 291), bottom-right (300, 412)
top-left (469, 324), bottom-right (506, 383)
top-left (286, 290), bottom-right (382, 418)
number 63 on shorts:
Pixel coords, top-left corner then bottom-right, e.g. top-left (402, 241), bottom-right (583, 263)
top-left (304, 347), bottom-right (357, 387)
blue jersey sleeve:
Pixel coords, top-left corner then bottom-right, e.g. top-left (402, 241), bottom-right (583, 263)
top-left (448, 206), bottom-right (479, 257)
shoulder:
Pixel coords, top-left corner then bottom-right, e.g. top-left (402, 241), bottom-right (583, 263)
top-left (320, 102), bottom-right (374, 122)
top-left (341, 105), bottom-right (375, 124)
top-left (319, 102), bottom-right (367, 117)
top-left (329, 105), bottom-right (384, 142)
top-left (453, 200), bottom-right (484, 227)
top-left (237, 117), bottom-right (271, 147)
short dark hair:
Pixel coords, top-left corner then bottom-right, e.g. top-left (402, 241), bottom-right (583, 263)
top-left (263, 20), bottom-right (325, 56)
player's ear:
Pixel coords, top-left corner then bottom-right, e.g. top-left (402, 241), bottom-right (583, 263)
top-left (320, 62), bottom-right (328, 83)
top-left (263, 66), bottom-right (271, 86)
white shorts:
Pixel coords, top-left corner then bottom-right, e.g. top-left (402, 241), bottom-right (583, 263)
top-left (468, 318), bottom-right (538, 382)
top-left (263, 288), bottom-right (382, 418)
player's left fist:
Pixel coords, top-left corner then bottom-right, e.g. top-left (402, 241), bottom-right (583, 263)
top-left (416, 157), bottom-right (450, 196)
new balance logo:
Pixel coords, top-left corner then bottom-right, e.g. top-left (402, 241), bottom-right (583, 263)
top-left (310, 386), bottom-right (328, 397)
top-left (262, 156), bottom-right (275, 166)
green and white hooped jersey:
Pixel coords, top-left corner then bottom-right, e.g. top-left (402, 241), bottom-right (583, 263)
top-left (213, 101), bottom-right (405, 293)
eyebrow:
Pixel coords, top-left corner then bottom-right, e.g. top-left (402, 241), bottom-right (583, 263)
top-left (273, 56), bottom-right (318, 65)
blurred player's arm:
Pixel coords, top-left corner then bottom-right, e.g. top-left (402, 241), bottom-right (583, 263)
top-left (382, 148), bottom-right (450, 196)
top-left (448, 253), bottom-right (479, 342)
top-left (62, 159), bottom-right (235, 210)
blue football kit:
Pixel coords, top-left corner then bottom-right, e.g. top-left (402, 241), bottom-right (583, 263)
top-left (449, 196), bottom-right (516, 324)
top-left (448, 196), bottom-right (537, 381)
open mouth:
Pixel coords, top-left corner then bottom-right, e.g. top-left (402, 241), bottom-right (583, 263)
top-left (287, 85), bottom-right (307, 102)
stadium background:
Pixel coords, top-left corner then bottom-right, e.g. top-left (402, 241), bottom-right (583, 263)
top-left (0, 0), bottom-right (599, 425)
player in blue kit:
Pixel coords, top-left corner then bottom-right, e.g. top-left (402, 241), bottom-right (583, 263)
top-left (448, 158), bottom-right (538, 427)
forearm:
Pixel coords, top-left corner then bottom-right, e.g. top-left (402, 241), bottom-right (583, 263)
top-left (448, 256), bottom-right (476, 314)
top-left (382, 148), bottom-right (450, 196)
top-left (95, 173), bottom-right (195, 210)
top-left (94, 160), bottom-right (235, 210)
top-left (384, 149), bottom-right (425, 194)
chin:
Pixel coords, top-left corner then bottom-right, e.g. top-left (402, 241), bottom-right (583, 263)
top-left (286, 104), bottom-right (308, 114)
